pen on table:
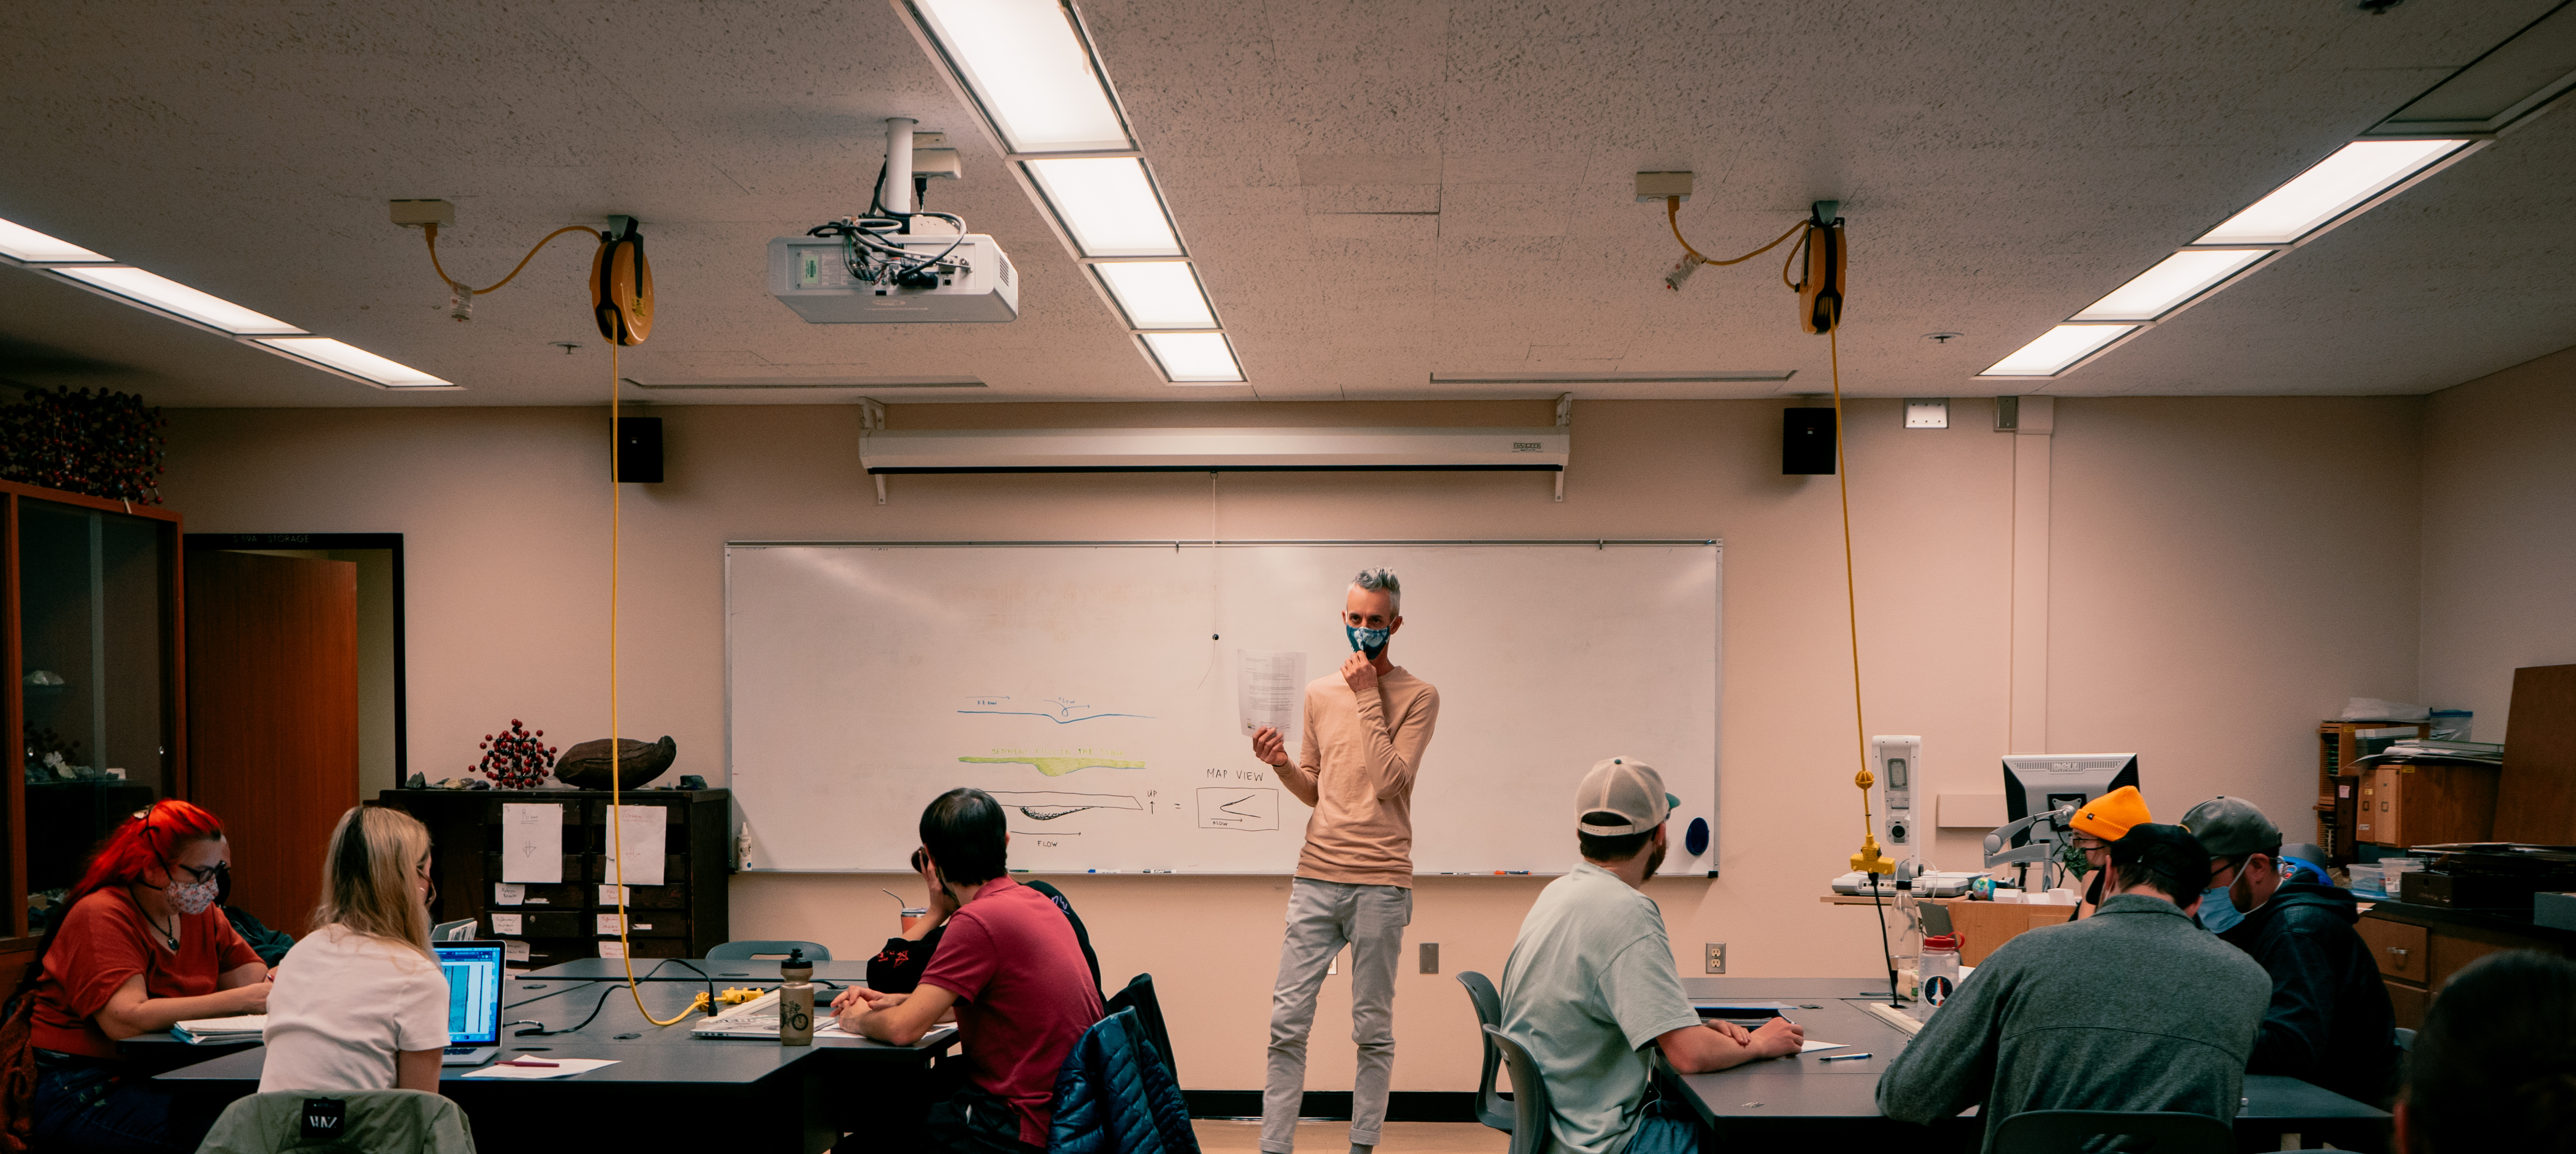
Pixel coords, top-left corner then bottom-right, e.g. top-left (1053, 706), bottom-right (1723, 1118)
top-left (1818, 1052), bottom-right (1871, 1062)
top-left (497, 1058), bottom-right (560, 1068)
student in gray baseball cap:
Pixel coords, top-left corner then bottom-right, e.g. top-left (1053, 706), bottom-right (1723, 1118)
top-left (2180, 795), bottom-right (2401, 1106)
top-left (1497, 757), bottom-right (1804, 1154)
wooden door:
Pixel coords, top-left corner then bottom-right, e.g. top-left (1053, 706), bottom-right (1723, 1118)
top-left (185, 552), bottom-right (358, 932)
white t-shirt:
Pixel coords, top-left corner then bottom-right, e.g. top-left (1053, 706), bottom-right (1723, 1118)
top-left (259, 925), bottom-right (452, 1092)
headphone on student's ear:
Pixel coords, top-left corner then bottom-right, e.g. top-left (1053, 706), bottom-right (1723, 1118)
top-left (591, 219), bottom-right (654, 346)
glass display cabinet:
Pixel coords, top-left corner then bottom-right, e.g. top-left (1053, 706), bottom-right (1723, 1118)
top-left (3, 481), bottom-right (182, 953)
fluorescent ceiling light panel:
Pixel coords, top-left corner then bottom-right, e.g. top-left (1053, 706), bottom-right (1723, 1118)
top-left (255, 337), bottom-right (451, 387)
top-left (2069, 249), bottom-right (2269, 321)
top-left (0, 218), bottom-right (111, 263)
top-left (1140, 331), bottom-right (1243, 383)
top-left (2195, 139), bottom-right (2467, 245)
top-left (1979, 325), bottom-right (2136, 377)
top-left (1430, 370), bottom-right (1796, 384)
top-left (1093, 261), bottom-right (1216, 329)
top-left (911, 0), bottom-right (1131, 153)
top-left (1025, 158), bottom-right (1180, 256)
top-left (55, 266), bottom-right (303, 334)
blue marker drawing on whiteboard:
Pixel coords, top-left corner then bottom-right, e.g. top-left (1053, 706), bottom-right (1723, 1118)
top-left (958, 696), bottom-right (1152, 724)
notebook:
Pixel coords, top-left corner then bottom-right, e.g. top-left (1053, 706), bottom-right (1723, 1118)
top-left (436, 941), bottom-right (506, 1065)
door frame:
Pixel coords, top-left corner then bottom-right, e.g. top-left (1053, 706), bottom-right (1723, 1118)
top-left (182, 534), bottom-right (406, 783)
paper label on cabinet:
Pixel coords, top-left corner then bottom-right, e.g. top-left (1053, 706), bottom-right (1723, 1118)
top-left (489, 913), bottom-right (523, 936)
top-left (604, 805), bottom-right (665, 886)
top-left (493, 884), bottom-right (525, 906)
top-left (504, 940), bottom-right (530, 963)
top-left (501, 804), bottom-right (563, 883)
top-left (598, 941), bottom-right (626, 960)
top-left (599, 885), bottom-right (630, 906)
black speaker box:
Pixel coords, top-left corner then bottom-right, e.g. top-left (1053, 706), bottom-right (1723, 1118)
top-left (1783, 407), bottom-right (1836, 474)
top-left (616, 417), bottom-right (663, 484)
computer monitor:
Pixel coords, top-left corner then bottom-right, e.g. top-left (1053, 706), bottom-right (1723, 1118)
top-left (435, 941), bottom-right (506, 1063)
top-left (2000, 752), bottom-right (2141, 848)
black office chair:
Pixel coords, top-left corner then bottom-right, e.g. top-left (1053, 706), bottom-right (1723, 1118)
top-left (1456, 971), bottom-right (1514, 1132)
top-left (1484, 1025), bottom-right (1554, 1154)
top-left (1106, 973), bottom-right (1178, 1083)
top-left (1989, 1110), bottom-right (2233, 1154)
top-left (707, 939), bottom-right (831, 961)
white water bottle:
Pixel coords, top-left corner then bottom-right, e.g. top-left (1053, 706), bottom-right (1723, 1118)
top-left (1912, 934), bottom-right (1961, 1022)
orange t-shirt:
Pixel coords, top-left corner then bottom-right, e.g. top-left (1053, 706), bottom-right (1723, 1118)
top-left (31, 889), bottom-right (260, 1058)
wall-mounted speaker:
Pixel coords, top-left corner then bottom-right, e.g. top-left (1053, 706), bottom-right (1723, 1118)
top-left (616, 417), bottom-right (663, 484)
top-left (1783, 407), bottom-right (1835, 474)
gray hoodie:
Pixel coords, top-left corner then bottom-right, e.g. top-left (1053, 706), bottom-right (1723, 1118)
top-left (1877, 894), bottom-right (2271, 1153)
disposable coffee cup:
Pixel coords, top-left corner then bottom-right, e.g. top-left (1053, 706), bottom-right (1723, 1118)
top-left (901, 907), bottom-right (928, 934)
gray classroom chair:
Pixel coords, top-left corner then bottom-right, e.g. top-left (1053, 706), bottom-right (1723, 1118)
top-left (1456, 971), bottom-right (1514, 1132)
top-left (706, 939), bottom-right (832, 961)
top-left (197, 1089), bottom-right (474, 1154)
top-left (1989, 1109), bottom-right (2233, 1154)
top-left (1484, 1025), bottom-right (1554, 1154)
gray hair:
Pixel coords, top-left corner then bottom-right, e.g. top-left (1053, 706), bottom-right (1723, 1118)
top-left (1350, 568), bottom-right (1401, 617)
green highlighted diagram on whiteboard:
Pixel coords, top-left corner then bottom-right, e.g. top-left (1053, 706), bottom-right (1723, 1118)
top-left (959, 755), bottom-right (1147, 777)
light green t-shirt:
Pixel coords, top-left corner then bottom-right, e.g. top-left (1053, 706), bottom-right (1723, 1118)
top-left (1498, 862), bottom-right (1703, 1154)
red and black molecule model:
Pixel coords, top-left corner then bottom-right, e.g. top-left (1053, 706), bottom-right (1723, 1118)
top-left (476, 719), bottom-right (559, 789)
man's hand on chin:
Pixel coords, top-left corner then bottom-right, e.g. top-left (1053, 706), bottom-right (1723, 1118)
top-left (1341, 652), bottom-right (1379, 694)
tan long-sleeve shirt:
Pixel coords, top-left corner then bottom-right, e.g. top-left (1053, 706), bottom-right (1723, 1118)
top-left (1284, 666), bottom-right (1439, 887)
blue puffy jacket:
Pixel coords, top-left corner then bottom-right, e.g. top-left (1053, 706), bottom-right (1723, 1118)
top-left (1048, 1008), bottom-right (1198, 1154)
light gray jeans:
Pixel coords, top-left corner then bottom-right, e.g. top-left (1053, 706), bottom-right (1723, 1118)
top-left (1262, 878), bottom-right (1412, 1153)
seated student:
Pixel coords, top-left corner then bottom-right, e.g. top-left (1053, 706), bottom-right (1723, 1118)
top-left (2178, 795), bottom-right (2399, 1105)
top-left (260, 806), bottom-right (450, 1093)
top-left (866, 848), bottom-right (1101, 998)
top-left (1879, 824), bottom-right (2269, 1151)
top-left (2064, 785), bottom-right (2151, 920)
top-left (1500, 758), bottom-right (1805, 1154)
top-left (11, 801), bottom-right (269, 1154)
top-left (840, 789), bottom-right (1104, 1154)
top-left (2396, 950), bottom-right (2576, 1154)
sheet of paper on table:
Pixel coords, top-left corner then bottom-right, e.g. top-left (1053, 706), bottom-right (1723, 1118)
top-left (1799, 1040), bottom-right (1848, 1053)
top-left (461, 1058), bottom-right (620, 1080)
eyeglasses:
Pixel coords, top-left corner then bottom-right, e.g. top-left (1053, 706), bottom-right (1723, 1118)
top-left (173, 862), bottom-right (231, 886)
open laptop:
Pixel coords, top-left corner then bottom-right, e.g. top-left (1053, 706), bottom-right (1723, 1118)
top-left (435, 941), bottom-right (506, 1065)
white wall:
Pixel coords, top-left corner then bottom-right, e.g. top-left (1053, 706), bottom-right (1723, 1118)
top-left (162, 394), bottom-right (2423, 1091)
top-left (2418, 345), bottom-right (2576, 738)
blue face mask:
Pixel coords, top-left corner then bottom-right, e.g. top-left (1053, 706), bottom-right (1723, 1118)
top-left (1345, 624), bottom-right (1390, 659)
top-left (2196, 887), bottom-right (2244, 933)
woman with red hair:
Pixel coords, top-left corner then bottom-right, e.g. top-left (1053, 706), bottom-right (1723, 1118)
top-left (10, 800), bottom-right (269, 1153)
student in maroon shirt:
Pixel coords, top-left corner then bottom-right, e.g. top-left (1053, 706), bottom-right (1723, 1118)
top-left (842, 788), bottom-right (1105, 1154)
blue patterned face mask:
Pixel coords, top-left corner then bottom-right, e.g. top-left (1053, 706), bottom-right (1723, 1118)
top-left (1345, 624), bottom-right (1390, 659)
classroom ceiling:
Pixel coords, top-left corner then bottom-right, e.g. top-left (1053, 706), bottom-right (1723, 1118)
top-left (1, 0), bottom-right (2572, 407)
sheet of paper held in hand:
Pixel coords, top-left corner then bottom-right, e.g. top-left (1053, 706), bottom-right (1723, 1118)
top-left (501, 803), bottom-right (562, 884)
top-left (1237, 649), bottom-right (1306, 747)
top-left (605, 804), bottom-right (666, 887)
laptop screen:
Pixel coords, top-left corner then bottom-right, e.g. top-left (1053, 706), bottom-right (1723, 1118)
top-left (435, 943), bottom-right (505, 1046)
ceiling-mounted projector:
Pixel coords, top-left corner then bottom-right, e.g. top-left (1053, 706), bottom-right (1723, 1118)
top-left (767, 233), bottom-right (1017, 323)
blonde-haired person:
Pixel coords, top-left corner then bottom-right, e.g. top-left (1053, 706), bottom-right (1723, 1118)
top-left (258, 806), bottom-right (451, 1092)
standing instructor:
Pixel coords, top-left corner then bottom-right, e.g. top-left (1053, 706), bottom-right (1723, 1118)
top-left (1249, 568), bottom-right (1440, 1154)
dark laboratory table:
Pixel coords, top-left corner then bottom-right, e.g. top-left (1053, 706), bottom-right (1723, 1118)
top-left (525, 957), bottom-right (876, 984)
top-left (1673, 978), bottom-right (2389, 1154)
top-left (158, 974), bottom-right (954, 1154)
top-left (118, 977), bottom-right (586, 1065)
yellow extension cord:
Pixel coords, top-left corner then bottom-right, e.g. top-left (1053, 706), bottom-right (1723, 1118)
top-left (606, 340), bottom-right (698, 1028)
top-left (424, 224), bottom-right (597, 297)
top-left (1666, 196), bottom-right (1806, 268)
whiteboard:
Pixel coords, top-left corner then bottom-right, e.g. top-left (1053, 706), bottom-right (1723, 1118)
top-left (725, 541), bottom-right (1720, 875)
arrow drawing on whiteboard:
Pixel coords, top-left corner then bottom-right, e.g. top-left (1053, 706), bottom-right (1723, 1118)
top-left (959, 755), bottom-right (1147, 777)
top-left (1197, 787), bottom-right (1280, 831)
top-left (957, 696), bottom-right (1153, 724)
top-left (985, 791), bottom-right (1143, 821)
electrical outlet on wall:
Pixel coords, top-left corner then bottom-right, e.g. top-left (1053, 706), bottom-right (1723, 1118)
top-left (1419, 943), bottom-right (1440, 974)
top-left (1704, 943), bottom-right (1727, 974)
